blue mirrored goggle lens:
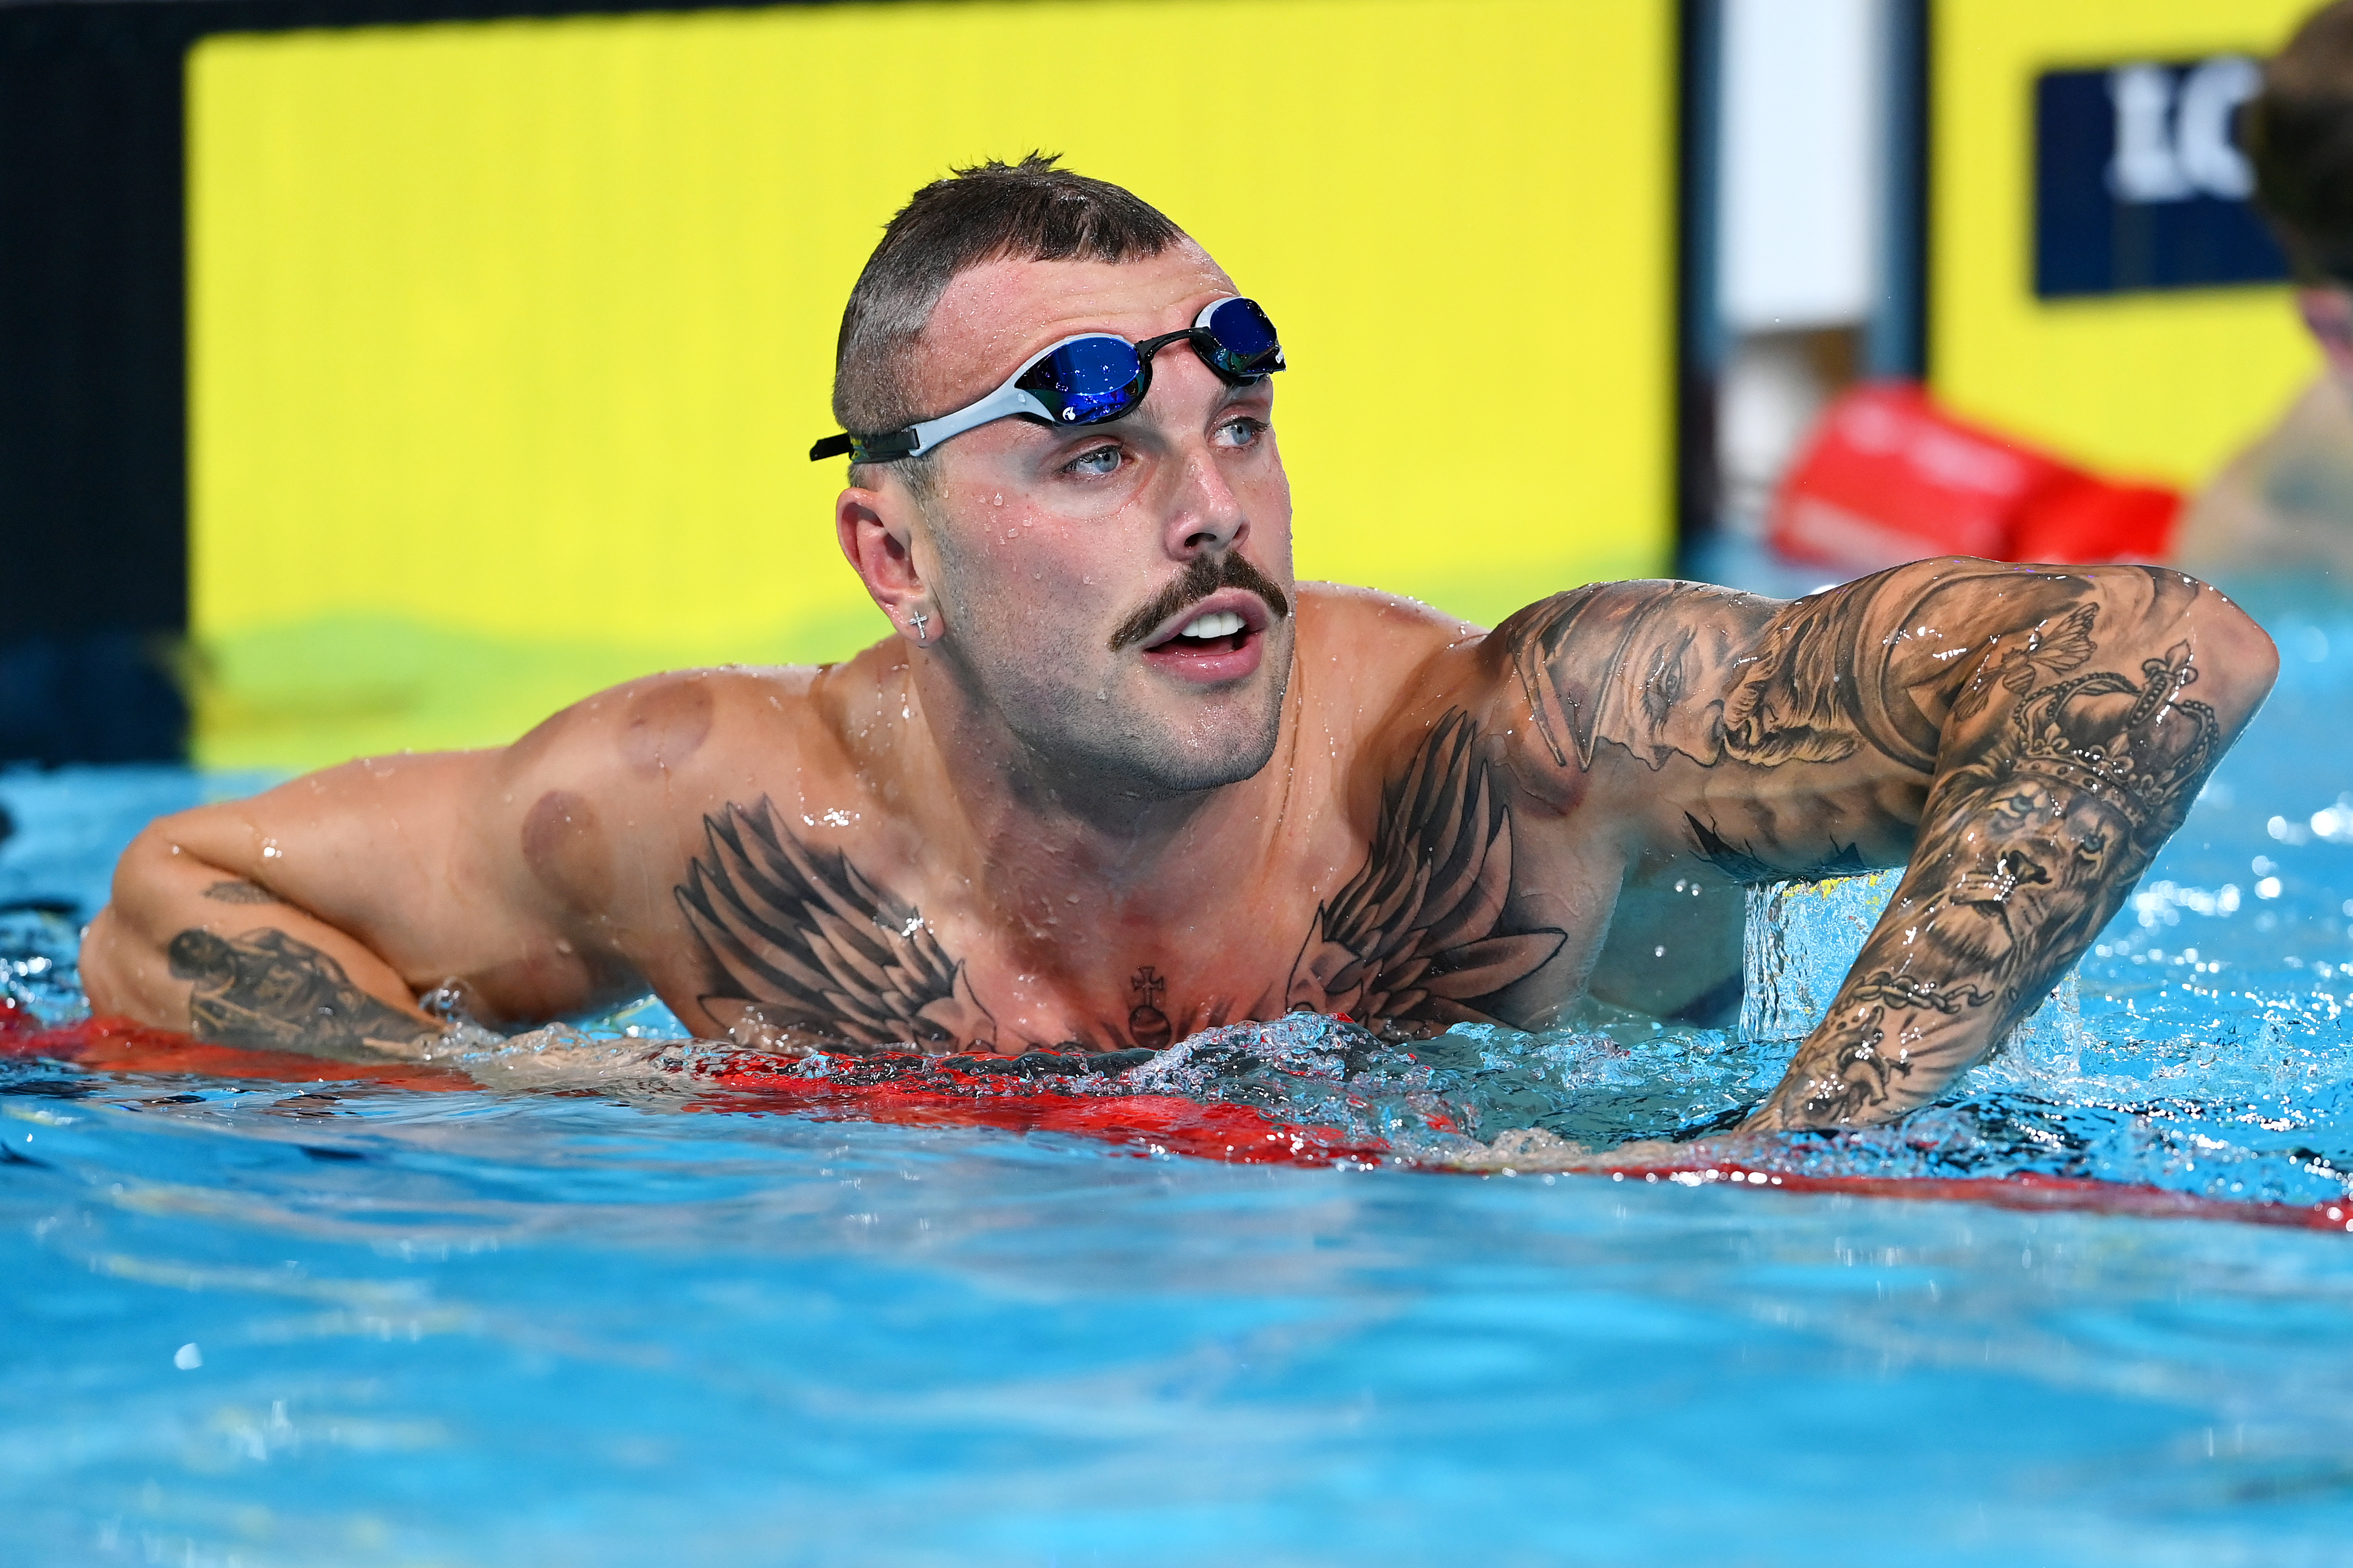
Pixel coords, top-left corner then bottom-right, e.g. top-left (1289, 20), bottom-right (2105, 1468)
top-left (1018, 337), bottom-right (1147, 423)
top-left (1202, 297), bottom-right (1282, 375)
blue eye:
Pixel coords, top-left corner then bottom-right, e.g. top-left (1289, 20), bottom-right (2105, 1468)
top-left (1066, 445), bottom-right (1122, 476)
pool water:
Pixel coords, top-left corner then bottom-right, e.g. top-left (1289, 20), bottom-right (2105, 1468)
top-left (7, 580), bottom-right (2353, 1566)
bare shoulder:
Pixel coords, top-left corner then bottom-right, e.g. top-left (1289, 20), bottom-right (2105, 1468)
top-left (1295, 580), bottom-right (1481, 652)
top-left (488, 655), bottom-right (883, 872)
top-left (497, 659), bottom-right (850, 790)
top-left (1291, 581), bottom-right (1486, 713)
top-left (1299, 575), bottom-right (1783, 779)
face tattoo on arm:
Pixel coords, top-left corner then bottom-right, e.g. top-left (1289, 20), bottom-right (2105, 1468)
top-left (1754, 624), bottom-right (2220, 1126)
top-left (1494, 564), bottom-right (2256, 1128)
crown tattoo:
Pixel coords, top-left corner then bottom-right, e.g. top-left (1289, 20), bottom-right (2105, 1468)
top-left (2003, 641), bottom-right (2219, 839)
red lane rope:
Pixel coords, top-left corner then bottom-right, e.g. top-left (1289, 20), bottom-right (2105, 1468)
top-left (5, 1005), bottom-right (2347, 1233)
top-left (0, 1002), bottom-right (474, 1090)
top-left (1581, 1163), bottom-right (2353, 1234)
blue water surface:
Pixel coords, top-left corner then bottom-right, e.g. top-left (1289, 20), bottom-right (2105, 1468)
top-left (5, 580), bottom-right (2353, 1566)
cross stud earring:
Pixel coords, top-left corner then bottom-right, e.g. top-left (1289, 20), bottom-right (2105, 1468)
top-left (909, 609), bottom-right (931, 646)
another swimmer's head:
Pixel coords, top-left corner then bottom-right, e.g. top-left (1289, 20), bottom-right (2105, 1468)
top-left (827, 156), bottom-right (1297, 804)
top-left (2253, 2), bottom-right (2353, 374)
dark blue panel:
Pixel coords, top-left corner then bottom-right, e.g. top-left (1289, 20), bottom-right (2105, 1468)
top-left (2033, 60), bottom-right (2291, 299)
top-left (0, 634), bottom-right (185, 766)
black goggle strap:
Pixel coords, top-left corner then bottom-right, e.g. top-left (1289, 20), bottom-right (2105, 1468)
top-left (807, 430), bottom-right (919, 463)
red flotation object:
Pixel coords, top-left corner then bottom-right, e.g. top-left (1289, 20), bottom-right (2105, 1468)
top-left (3, 1000), bottom-right (2348, 1234)
top-left (0, 997), bottom-right (474, 1090)
top-left (1770, 382), bottom-right (2182, 572)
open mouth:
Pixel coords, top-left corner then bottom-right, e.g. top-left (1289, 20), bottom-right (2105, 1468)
top-left (1137, 597), bottom-right (1270, 684)
top-left (1155, 608), bottom-right (1249, 651)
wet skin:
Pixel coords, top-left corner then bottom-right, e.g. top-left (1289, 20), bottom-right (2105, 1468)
top-left (80, 249), bottom-right (2282, 1127)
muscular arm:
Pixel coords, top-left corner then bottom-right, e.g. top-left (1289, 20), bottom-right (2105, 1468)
top-left (82, 730), bottom-right (651, 1057)
top-left (82, 851), bottom-right (446, 1061)
top-left (1494, 559), bottom-right (2277, 1128)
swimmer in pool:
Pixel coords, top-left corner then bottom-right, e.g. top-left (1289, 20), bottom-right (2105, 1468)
top-left (80, 157), bottom-right (2279, 1129)
top-left (2181, 0), bottom-right (2353, 575)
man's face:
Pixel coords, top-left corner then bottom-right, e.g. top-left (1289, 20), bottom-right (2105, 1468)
top-left (887, 245), bottom-right (1296, 798)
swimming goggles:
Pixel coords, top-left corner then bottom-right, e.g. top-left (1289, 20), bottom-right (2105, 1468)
top-left (810, 296), bottom-right (1284, 465)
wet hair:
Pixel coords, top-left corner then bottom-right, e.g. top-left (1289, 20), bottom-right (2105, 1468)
top-left (2252, 1), bottom-right (2353, 283)
top-left (830, 154), bottom-right (1186, 488)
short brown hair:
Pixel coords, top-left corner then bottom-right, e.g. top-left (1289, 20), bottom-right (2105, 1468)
top-left (2252, 1), bottom-right (2353, 282)
top-left (830, 155), bottom-right (1185, 468)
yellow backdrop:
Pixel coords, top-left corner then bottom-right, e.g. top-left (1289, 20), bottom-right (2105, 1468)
top-left (188, 0), bottom-right (1677, 770)
top-left (1931, 0), bottom-right (2320, 485)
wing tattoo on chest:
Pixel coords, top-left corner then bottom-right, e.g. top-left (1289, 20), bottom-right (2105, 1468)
top-left (676, 797), bottom-right (996, 1051)
top-left (1287, 709), bottom-right (1566, 1036)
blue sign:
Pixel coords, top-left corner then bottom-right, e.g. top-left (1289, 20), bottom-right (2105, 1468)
top-left (2034, 57), bottom-right (2292, 299)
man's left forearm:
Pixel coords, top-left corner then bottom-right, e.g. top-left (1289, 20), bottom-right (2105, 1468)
top-left (1748, 571), bottom-right (2277, 1129)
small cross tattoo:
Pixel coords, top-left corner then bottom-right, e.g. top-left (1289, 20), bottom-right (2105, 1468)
top-left (1130, 966), bottom-right (1166, 1007)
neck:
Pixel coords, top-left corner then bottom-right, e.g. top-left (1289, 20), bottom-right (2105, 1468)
top-left (893, 651), bottom-right (1295, 948)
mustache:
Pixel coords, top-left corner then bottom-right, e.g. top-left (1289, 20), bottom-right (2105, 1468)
top-left (1107, 551), bottom-right (1293, 652)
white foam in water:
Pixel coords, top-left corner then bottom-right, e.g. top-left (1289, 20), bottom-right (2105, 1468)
top-left (1741, 869), bottom-right (2083, 1067)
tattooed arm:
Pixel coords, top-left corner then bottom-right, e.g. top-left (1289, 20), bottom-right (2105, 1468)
top-left (81, 734), bottom-right (651, 1056)
top-left (82, 669), bottom-right (814, 1056)
top-left (1493, 559), bottom-right (2277, 1127)
top-left (83, 854), bottom-right (446, 1061)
